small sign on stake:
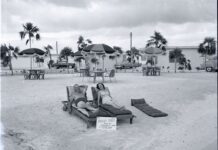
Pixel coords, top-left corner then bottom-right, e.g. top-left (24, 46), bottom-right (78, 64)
top-left (96, 117), bottom-right (117, 131)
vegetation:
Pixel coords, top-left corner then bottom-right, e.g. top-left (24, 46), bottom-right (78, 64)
top-left (77, 35), bottom-right (92, 51)
top-left (113, 46), bottom-right (123, 65)
top-left (59, 47), bottom-right (73, 73)
top-left (198, 37), bottom-right (216, 69)
top-left (19, 22), bottom-right (40, 48)
top-left (44, 45), bottom-right (53, 69)
top-left (0, 44), bottom-right (19, 75)
top-left (74, 57), bottom-right (84, 70)
top-left (126, 47), bottom-right (140, 63)
top-left (146, 31), bottom-right (167, 54)
top-left (91, 57), bottom-right (99, 69)
top-left (169, 48), bottom-right (185, 73)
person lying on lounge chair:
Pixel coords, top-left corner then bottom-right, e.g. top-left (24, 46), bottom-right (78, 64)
top-left (69, 84), bottom-right (98, 112)
top-left (96, 83), bottom-right (124, 109)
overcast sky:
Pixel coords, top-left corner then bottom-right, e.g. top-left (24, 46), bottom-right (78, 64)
top-left (1, 0), bottom-right (217, 52)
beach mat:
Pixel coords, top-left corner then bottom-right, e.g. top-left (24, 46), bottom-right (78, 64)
top-left (131, 98), bottom-right (168, 117)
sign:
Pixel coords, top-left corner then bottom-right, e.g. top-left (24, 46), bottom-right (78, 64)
top-left (96, 117), bottom-right (117, 131)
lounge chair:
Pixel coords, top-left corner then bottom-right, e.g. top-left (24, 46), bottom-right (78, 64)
top-left (131, 98), bottom-right (168, 117)
top-left (62, 85), bottom-right (111, 128)
top-left (91, 86), bottom-right (135, 124)
top-left (104, 69), bottom-right (116, 82)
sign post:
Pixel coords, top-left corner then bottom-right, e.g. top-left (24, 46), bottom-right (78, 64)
top-left (96, 117), bottom-right (117, 131)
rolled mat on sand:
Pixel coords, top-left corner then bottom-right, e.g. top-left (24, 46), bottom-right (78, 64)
top-left (131, 98), bottom-right (168, 117)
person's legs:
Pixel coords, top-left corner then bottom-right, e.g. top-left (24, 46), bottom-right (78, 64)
top-left (77, 101), bottom-right (98, 112)
top-left (104, 99), bottom-right (125, 109)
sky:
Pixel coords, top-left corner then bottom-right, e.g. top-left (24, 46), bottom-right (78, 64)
top-left (1, 0), bottom-right (217, 53)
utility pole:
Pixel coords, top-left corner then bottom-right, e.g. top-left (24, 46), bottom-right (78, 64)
top-left (56, 41), bottom-right (59, 55)
top-left (130, 32), bottom-right (133, 63)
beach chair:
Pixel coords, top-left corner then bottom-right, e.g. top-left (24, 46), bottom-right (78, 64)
top-left (37, 70), bottom-right (45, 79)
top-left (23, 70), bottom-right (30, 80)
top-left (91, 86), bottom-right (134, 124)
top-left (131, 98), bottom-right (168, 117)
top-left (104, 69), bottom-right (116, 82)
top-left (62, 85), bottom-right (110, 128)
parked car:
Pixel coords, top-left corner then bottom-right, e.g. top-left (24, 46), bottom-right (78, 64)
top-left (51, 61), bottom-right (75, 69)
top-left (115, 63), bottom-right (142, 69)
top-left (200, 56), bottom-right (217, 72)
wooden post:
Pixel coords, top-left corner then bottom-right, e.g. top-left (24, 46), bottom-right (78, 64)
top-left (56, 41), bottom-right (59, 54)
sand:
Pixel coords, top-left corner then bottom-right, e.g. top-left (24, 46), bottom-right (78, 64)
top-left (1, 72), bottom-right (217, 150)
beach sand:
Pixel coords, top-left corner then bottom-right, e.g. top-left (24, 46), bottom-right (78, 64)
top-left (1, 72), bottom-right (217, 150)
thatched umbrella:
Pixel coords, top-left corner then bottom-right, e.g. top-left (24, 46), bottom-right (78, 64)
top-left (19, 48), bottom-right (45, 69)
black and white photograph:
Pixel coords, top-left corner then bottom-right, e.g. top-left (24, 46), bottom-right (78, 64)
top-left (1, 0), bottom-right (217, 149)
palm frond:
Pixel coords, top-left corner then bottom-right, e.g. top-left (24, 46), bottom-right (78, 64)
top-left (26, 22), bottom-right (33, 31)
top-left (8, 45), bottom-right (14, 50)
top-left (14, 47), bottom-right (19, 53)
top-left (29, 32), bottom-right (34, 37)
top-left (12, 52), bottom-right (18, 59)
top-left (26, 39), bottom-right (29, 45)
top-left (47, 45), bottom-right (53, 49)
top-left (31, 26), bottom-right (39, 32)
top-left (19, 31), bottom-right (26, 39)
top-left (36, 34), bottom-right (40, 40)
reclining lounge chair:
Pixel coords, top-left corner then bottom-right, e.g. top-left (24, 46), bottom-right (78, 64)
top-left (91, 86), bottom-right (135, 124)
top-left (62, 85), bottom-right (111, 128)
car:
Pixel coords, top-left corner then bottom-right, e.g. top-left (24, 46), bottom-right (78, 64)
top-left (200, 56), bottom-right (217, 72)
top-left (115, 63), bottom-right (142, 69)
top-left (51, 61), bottom-right (75, 69)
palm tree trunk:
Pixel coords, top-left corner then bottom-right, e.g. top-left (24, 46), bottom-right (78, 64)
top-left (102, 58), bottom-right (105, 70)
top-left (66, 56), bottom-right (69, 73)
top-left (9, 57), bottom-right (13, 75)
top-left (29, 35), bottom-right (31, 48)
top-left (174, 58), bottom-right (177, 73)
top-left (204, 53), bottom-right (207, 70)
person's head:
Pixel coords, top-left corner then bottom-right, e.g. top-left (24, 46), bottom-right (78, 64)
top-left (96, 83), bottom-right (105, 90)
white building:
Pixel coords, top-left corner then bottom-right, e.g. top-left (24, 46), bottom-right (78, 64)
top-left (5, 46), bottom-right (216, 71)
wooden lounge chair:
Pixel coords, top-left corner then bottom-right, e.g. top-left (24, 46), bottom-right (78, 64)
top-left (62, 85), bottom-right (110, 128)
top-left (104, 69), bottom-right (116, 82)
top-left (131, 98), bottom-right (168, 117)
top-left (91, 86), bottom-right (135, 124)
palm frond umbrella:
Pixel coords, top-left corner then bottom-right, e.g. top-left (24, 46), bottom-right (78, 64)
top-left (83, 44), bottom-right (115, 69)
top-left (141, 47), bottom-right (162, 66)
top-left (19, 48), bottom-right (45, 69)
top-left (83, 44), bottom-right (115, 54)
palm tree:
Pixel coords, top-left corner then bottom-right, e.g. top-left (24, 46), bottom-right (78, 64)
top-left (60, 47), bottom-right (73, 73)
top-left (169, 48), bottom-right (184, 73)
top-left (91, 57), bottom-right (99, 69)
top-left (86, 39), bottom-right (92, 45)
top-left (77, 36), bottom-right (85, 51)
top-left (74, 57), bottom-right (84, 70)
top-left (19, 22), bottom-right (40, 48)
top-left (44, 45), bottom-right (53, 68)
top-left (146, 31), bottom-right (167, 53)
top-left (198, 37), bottom-right (216, 70)
top-left (113, 46), bottom-right (123, 65)
top-left (0, 44), bottom-right (19, 75)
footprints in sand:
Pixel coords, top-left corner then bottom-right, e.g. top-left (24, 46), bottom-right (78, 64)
top-left (3, 129), bottom-right (36, 150)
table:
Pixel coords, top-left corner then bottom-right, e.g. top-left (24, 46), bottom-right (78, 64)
top-left (80, 68), bottom-right (89, 77)
top-left (142, 66), bottom-right (160, 76)
top-left (93, 70), bottom-right (105, 83)
top-left (24, 69), bottom-right (45, 79)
